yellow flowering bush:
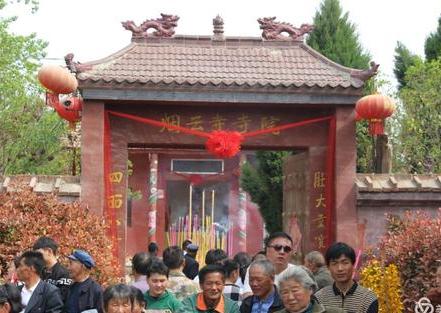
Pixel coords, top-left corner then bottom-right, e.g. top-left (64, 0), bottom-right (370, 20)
top-left (360, 260), bottom-right (404, 313)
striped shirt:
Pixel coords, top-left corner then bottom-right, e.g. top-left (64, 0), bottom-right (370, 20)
top-left (223, 283), bottom-right (242, 306)
top-left (314, 281), bottom-right (378, 313)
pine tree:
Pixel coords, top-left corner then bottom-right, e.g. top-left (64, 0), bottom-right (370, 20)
top-left (306, 0), bottom-right (371, 69)
top-left (393, 42), bottom-right (421, 90)
top-left (241, 0), bottom-right (375, 232)
top-left (424, 15), bottom-right (441, 62)
top-left (307, 0), bottom-right (375, 173)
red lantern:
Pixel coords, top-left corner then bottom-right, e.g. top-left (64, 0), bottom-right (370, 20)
top-left (355, 94), bottom-right (395, 135)
top-left (55, 95), bottom-right (82, 123)
top-left (46, 93), bottom-right (82, 126)
top-left (38, 65), bottom-right (78, 94)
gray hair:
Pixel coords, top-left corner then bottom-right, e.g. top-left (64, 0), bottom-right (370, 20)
top-left (277, 266), bottom-right (318, 293)
top-left (304, 251), bottom-right (326, 267)
top-left (249, 259), bottom-right (275, 278)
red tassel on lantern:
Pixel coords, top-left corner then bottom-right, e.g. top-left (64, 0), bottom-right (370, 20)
top-left (355, 94), bottom-right (395, 135)
top-left (205, 131), bottom-right (243, 158)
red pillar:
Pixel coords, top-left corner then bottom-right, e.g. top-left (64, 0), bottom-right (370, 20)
top-left (334, 107), bottom-right (358, 248)
top-left (80, 101), bottom-right (105, 215)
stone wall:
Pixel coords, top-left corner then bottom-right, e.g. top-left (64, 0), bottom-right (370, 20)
top-left (0, 175), bottom-right (80, 203)
top-left (356, 174), bottom-right (441, 248)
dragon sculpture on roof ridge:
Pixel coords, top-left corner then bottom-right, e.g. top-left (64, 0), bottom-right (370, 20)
top-left (257, 17), bottom-right (314, 41)
top-left (122, 13), bottom-right (179, 39)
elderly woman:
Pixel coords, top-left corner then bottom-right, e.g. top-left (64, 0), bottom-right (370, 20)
top-left (103, 284), bottom-right (133, 313)
top-left (0, 283), bottom-right (22, 313)
top-left (274, 267), bottom-right (344, 313)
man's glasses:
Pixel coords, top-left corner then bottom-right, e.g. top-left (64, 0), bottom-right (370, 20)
top-left (268, 244), bottom-right (293, 253)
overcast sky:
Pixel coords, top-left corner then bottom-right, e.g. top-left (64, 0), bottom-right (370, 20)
top-left (4, 0), bottom-right (441, 91)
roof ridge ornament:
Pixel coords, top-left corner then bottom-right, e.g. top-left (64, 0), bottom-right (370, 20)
top-left (122, 13), bottom-right (179, 39)
top-left (212, 15), bottom-right (225, 41)
top-left (350, 61), bottom-right (380, 81)
top-left (257, 17), bottom-right (314, 41)
top-left (64, 53), bottom-right (92, 74)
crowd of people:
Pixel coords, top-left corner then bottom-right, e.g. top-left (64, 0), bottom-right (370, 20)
top-left (1, 232), bottom-right (440, 313)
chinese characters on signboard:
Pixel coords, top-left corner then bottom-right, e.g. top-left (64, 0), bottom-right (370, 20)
top-left (159, 113), bottom-right (281, 134)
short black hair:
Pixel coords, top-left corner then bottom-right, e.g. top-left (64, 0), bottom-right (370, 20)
top-left (18, 251), bottom-right (45, 277)
top-left (148, 242), bottom-right (158, 254)
top-left (132, 252), bottom-right (150, 275)
top-left (0, 283), bottom-right (23, 313)
top-left (325, 242), bottom-right (356, 265)
top-left (146, 259), bottom-right (169, 278)
top-left (205, 249), bottom-right (227, 265)
top-left (163, 246), bottom-right (184, 270)
top-left (32, 237), bottom-right (59, 254)
top-left (264, 232), bottom-right (293, 248)
top-left (199, 264), bottom-right (225, 283)
top-left (130, 286), bottom-right (145, 307)
top-left (103, 284), bottom-right (133, 312)
top-left (222, 259), bottom-right (239, 278)
top-left (182, 240), bottom-right (192, 251)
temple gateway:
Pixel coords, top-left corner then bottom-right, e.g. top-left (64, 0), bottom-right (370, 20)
top-left (68, 14), bottom-right (378, 262)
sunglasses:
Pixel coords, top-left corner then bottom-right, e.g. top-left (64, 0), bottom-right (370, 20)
top-left (268, 244), bottom-right (293, 253)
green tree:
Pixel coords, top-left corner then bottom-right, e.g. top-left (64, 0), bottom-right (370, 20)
top-left (307, 0), bottom-right (376, 173)
top-left (306, 0), bottom-right (371, 69)
top-left (241, 0), bottom-right (375, 232)
top-left (241, 151), bottom-right (289, 234)
top-left (393, 41), bottom-right (421, 90)
top-left (0, 1), bottom-right (72, 175)
top-left (395, 59), bottom-right (441, 173)
top-left (424, 15), bottom-right (441, 62)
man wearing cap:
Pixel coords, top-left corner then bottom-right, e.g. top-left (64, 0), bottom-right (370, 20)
top-left (183, 244), bottom-right (199, 280)
top-left (65, 250), bottom-right (103, 313)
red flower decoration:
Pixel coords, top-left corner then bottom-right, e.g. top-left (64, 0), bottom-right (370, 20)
top-left (205, 131), bottom-right (244, 158)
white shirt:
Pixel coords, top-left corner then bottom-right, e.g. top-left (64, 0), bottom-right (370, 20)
top-left (21, 279), bottom-right (40, 313)
top-left (242, 263), bottom-right (299, 293)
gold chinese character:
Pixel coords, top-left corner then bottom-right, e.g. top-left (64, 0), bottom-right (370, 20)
top-left (261, 116), bottom-right (280, 135)
top-left (315, 193), bottom-right (326, 208)
top-left (186, 115), bottom-right (204, 131)
top-left (315, 234), bottom-right (325, 249)
top-left (313, 214), bottom-right (326, 229)
top-left (109, 172), bottom-right (123, 184)
top-left (234, 114), bottom-right (251, 133)
top-left (108, 194), bottom-right (123, 209)
top-left (313, 171), bottom-right (325, 189)
top-left (210, 114), bottom-right (227, 131)
top-left (160, 114), bottom-right (180, 133)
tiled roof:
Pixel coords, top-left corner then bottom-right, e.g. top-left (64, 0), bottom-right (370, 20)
top-left (356, 174), bottom-right (441, 192)
top-left (76, 36), bottom-right (371, 91)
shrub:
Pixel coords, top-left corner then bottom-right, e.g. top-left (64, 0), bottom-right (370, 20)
top-left (360, 260), bottom-right (403, 313)
top-left (372, 210), bottom-right (441, 311)
top-left (0, 184), bottom-right (121, 285)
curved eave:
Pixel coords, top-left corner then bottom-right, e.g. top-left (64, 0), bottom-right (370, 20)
top-left (78, 77), bottom-right (364, 92)
top-left (299, 43), bottom-right (373, 81)
top-left (78, 80), bottom-right (363, 106)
